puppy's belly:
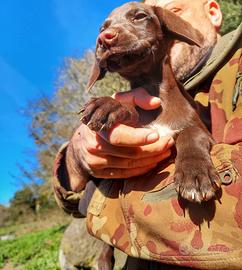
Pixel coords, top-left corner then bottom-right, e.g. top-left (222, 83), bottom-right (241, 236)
top-left (148, 123), bottom-right (180, 138)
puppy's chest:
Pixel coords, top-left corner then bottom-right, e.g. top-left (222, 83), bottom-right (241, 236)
top-left (147, 122), bottom-right (180, 138)
top-left (137, 109), bottom-right (180, 138)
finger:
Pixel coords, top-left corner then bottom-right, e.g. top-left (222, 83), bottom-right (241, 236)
top-left (88, 149), bottom-right (171, 169)
top-left (138, 136), bottom-right (174, 157)
top-left (88, 132), bottom-right (174, 159)
top-left (107, 124), bottom-right (160, 146)
top-left (112, 88), bottom-right (161, 110)
top-left (82, 127), bottom-right (144, 158)
top-left (91, 163), bottom-right (158, 179)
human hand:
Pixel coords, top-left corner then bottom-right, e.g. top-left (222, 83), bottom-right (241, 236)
top-left (71, 88), bottom-right (174, 180)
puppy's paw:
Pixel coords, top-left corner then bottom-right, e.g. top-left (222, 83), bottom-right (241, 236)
top-left (174, 157), bottom-right (221, 203)
top-left (80, 96), bottom-right (139, 132)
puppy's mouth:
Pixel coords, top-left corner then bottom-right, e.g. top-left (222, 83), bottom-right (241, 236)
top-left (97, 47), bottom-right (151, 72)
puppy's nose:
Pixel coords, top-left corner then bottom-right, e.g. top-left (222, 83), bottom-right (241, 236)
top-left (98, 29), bottom-right (118, 48)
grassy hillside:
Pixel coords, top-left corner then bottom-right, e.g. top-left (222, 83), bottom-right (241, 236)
top-left (0, 208), bottom-right (72, 270)
top-left (0, 225), bottom-right (67, 270)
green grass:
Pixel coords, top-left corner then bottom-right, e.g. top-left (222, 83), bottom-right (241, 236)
top-left (0, 225), bottom-right (67, 270)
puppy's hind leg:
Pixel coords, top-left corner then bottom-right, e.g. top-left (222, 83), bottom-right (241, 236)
top-left (98, 244), bottom-right (115, 270)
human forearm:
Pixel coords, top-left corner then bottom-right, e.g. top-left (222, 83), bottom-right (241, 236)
top-left (52, 142), bottom-right (87, 218)
top-left (65, 137), bottom-right (89, 192)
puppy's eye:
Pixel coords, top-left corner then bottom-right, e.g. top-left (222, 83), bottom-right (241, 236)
top-left (134, 12), bottom-right (148, 21)
top-left (99, 27), bottom-right (105, 33)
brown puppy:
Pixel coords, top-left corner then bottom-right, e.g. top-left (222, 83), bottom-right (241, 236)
top-left (81, 2), bottom-right (221, 203)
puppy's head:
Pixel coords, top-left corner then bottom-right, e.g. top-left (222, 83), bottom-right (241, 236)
top-left (87, 2), bottom-right (204, 91)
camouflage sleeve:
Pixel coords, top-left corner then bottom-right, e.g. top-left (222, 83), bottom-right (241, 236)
top-left (209, 48), bottom-right (242, 180)
top-left (210, 104), bottom-right (242, 188)
top-left (52, 142), bottom-right (86, 218)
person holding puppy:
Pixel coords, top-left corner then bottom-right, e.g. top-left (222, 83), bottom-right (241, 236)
top-left (53, 0), bottom-right (242, 269)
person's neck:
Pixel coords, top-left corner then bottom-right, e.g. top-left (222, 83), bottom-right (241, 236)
top-left (181, 47), bottom-right (214, 83)
top-left (181, 32), bottom-right (221, 83)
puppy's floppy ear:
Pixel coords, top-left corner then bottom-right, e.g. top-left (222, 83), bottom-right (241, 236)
top-left (86, 60), bottom-right (107, 92)
top-left (154, 7), bottom-right (204, 47)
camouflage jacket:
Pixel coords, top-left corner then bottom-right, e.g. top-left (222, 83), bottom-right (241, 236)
top-left (53, 24), bottom-right (242, 269)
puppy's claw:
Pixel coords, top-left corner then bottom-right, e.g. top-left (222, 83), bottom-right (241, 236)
top-left (78, 107), bottom-right (85, 115)
top-left (213, 179), bottom-right (221, 189)
top-left (80, 115), bottom-right (86, 122)
top-left (87, 121), bottom-right (95, 130)
top-left (215, 193), bottom-right (222, 204)
top-left (100, 124), bottom-right (106, 132)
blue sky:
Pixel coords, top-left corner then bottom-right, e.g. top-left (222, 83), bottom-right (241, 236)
top-left (0, 0), bottom-right (128, 205)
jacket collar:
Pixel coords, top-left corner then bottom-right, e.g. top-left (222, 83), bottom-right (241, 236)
top-left (184, 23), bottom-right (242, 91)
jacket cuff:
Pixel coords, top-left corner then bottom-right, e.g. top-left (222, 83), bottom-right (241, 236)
top-left (211, 143), bottom-right (242, 185)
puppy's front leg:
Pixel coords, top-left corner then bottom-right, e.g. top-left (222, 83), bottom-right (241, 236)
top-left (174, 126), bottom-right (221, 203)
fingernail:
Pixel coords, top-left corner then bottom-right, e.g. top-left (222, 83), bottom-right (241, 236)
top-left (167, 137), bottom-right (175, 147)
top-left (150, 97), bottom-right (161, 105)
top-left (146, 132), bottom-right (159, 143)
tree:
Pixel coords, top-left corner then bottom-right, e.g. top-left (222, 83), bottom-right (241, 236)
top-left (218, 0), bottom-right (242, 35)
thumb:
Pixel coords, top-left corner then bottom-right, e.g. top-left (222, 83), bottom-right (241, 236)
top-left (112, 87), bottom-right (161, 110)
